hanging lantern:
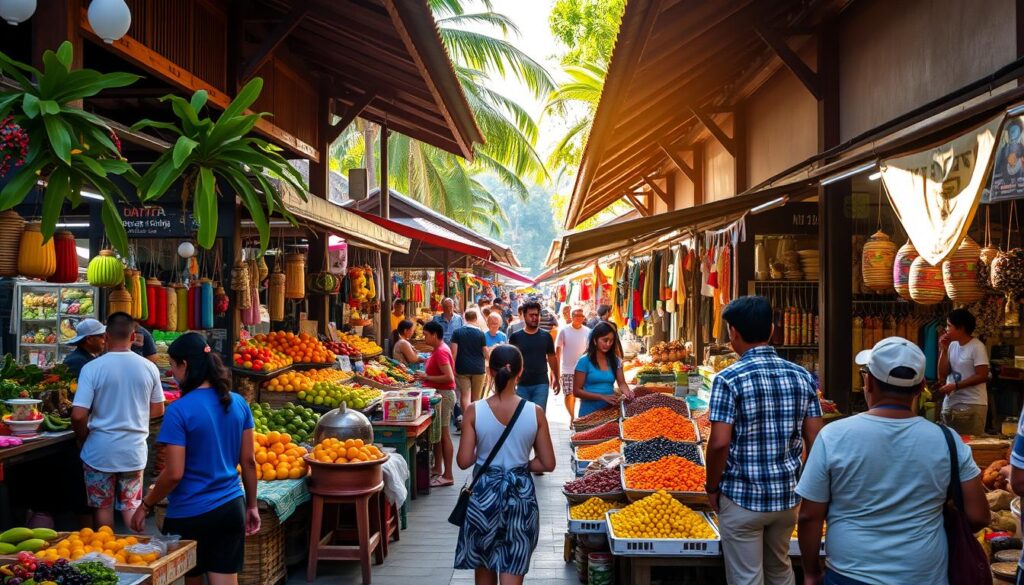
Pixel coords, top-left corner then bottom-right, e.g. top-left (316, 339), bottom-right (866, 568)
top-left (174, 284), bottom-right (188, 332)
top-left (86, 249), bottom-right (124, 287)
top-left (909, 256), bottom-right (945, 305)
top-left (142, 277), bottom-right (158, 327)
top-left (154, 282), bottom-right (168, 331)
top-left (0, 0), bottom-right (36, 25)
top-left (107, 283), bottom-right (132, 315)
top-left (177, 241), bottom-right (195, 259)
top-left (892, 240), bottom-right (918, 300)
top-left (87, 0), bottom-right (131, 43)
top-left (17, 223), bottom-right (56, 279)
top-left (125, 270), bottom-right (141, 319)
top-left (992, 248), bottom-right (1024, 294)
top-left (285, 253), bottom-right (305, 299)
top-left (213, 282), bottom-right (229, 316)
top-left (943, 236), bottom-right (983, 303)
top-left (269, 268), bottom-right (285, 322)
top-left (46, 231), bottom-right (78, 283)
top-left (861, 230), bottom-right (897, 291)
top-left (0, 210), bottom-right (24, 277)
top-left (165, 286), bottom-right (177, 332)
top-left (198, 278), bottom-right (214, 329)
top-left (231, 260), bottom-right (251, 310)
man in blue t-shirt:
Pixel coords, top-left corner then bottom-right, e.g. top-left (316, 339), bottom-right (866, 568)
top-left (433, 297), bottom-right (464, 344)
top-left (451, 310), bottom-right (487, 417)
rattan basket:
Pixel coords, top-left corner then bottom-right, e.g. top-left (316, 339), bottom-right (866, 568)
top-left (0, 210), bottom-right (25, 277)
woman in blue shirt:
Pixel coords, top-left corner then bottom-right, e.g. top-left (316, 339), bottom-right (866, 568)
top-left (131, 333), bottom-right (259, 583)
top-left (572, 322), bottom-right (634, 417)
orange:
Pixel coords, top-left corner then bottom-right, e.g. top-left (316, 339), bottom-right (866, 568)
top-left (270, 443), bottom-right (285, 455)
top-left (142, 552), bottom-right (159, 563)
top-left (335, 457), bottom-right (348, 464)
top-left (264, 469), bottom-right (277, 481)
top-left (288, 467), bottom-right (304, 479)
top-left (255, 451), bottom-right (267, 464)
top-left (98, 525), bottom-right (113, 535)
top-left (80, 528), bottom-right (94, 537)
top-left (125, 536), bottom-right (139, 545)
top-left (346, 447), bottom-right (360, 459)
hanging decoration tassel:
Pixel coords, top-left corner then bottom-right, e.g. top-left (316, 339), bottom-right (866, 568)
top-left (200, 278), bottom-right (214, 329)
top-left (242, 252), bottom-right (260, 326)
top-left (166, 286), bottom-right (178, 332)
top-left (232, 260), bottom-right (251, 311)
top-left (175, 284), bottom-right (188, 332)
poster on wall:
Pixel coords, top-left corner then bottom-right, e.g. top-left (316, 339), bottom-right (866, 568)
top-left (328, 235), bottom-right (348, 274)
top-left (986, 116), bottom-right (1024, 203)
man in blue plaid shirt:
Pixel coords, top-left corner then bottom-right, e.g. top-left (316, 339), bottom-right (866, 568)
top-left (705, 296), bottom-right (823, 585)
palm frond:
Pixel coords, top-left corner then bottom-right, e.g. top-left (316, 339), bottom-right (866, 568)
top-left (438, 27), bottom-right (555, 98)
top-left (437, 12), bottom-right (520, 37)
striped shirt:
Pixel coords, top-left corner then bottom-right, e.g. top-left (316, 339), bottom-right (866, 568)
top-left (709, 345), bottom-right (822, 512)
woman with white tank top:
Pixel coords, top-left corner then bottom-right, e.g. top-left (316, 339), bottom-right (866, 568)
top-left (454, 344), bottom-right (556, 585)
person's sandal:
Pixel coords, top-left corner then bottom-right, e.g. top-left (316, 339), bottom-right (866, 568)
top-left (431, 476), bottom-right (454, 487)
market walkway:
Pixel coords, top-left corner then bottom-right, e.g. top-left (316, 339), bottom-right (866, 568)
top-left (294, 397), bottom-right (578, 585)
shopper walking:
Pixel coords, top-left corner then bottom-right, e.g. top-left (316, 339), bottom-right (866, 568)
top-left (452, 309), bottom-right (488, 413)
top-left (509, 301), bottom-right (560, 411)
top-left (484, 313), bottom-right (508, 354)
top-left (416, 321), bottom-right (457, 487)
top-left (454, 345), bottom-right (556, 585)
top-left (433, 297), bottom-right (464, 344)
top-left (797, 337), bottom-right (988, 585)
top-left (573, 321), bottom-right (633, 418)
top-left (62, 319), bottom-right (106, 377)
top-left (71, 312), bottom-right (165, 529)
top-left (555, 306), bottom-right (590, 424)
top-left (130, 333), bottom-right (260, 584)
top-left (938, 308), bottom-right (990, 436)
top-left (704, 296), bottom-right (823, 585)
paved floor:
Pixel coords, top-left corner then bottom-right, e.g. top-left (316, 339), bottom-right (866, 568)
top-left (293, 394), bottom-right (580, 585)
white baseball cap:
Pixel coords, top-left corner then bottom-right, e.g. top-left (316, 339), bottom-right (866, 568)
top-left (854, 336), bottom-right (926, 387)
top-left (67, 318), bottom-right (106, 345)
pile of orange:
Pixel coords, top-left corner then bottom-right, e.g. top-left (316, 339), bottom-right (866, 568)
top-left (264, 370), bottom-right (314, 393)
top-left (255, 331), bottom-right (335, 364)
top-left (311, 437), bottom-right (385, 464)
top-left (36, 526), bottom-right (155, 565)
top-left (622, 407), bottom-right (697, 442)
top-left (576, 438), bottom-right (622, 461)
top-left (253, 431), bottom-right (309, 480)
top-left (624, 455), bottom-right (706, 492)
top-left (306, 368), bottom-right (352, 382)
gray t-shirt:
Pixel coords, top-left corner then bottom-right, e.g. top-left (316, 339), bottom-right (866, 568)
top-left (796, 414), bottom-right (980, 585)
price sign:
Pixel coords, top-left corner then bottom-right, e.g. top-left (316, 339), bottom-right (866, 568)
top-left (336, 355), bottom-right (352, 372)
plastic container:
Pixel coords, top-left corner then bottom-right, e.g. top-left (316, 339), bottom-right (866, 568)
top-left (605, 511), bottom-right (720, 556)
top-left (1004, 417), bottom-right (1020, 437)
top-left (567, 502), bottom-right (618, 534)
top-left (588, 553), bottom-right (613, 585)
top-left (382, 391), bottom-right (422, 421)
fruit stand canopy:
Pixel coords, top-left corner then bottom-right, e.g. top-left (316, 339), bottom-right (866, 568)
top-left (278, 186), bottom-right (411, 254)
top-left (348, 209), bottom-right (492, 260)
top-left (476, 259), bottom-right (534, 285)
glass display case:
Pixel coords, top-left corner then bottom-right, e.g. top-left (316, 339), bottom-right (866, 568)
top-left (12, 282), bottom-right (97, 367)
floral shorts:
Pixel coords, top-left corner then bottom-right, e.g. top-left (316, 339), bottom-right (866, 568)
top-left (83, 463), bottom-right (144, 511)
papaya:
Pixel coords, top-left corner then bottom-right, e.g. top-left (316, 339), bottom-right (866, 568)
top-left (0, 543), bottom-right (15, 554)
top-left (15, 538), bottom-right (45, 552)
top-left (0, 527), bottom-right (33, 544)
top-left (31, 528), bottom-right (57, 541)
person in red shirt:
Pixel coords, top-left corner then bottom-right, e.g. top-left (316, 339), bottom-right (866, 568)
top-left (415, 321), bottom-right (457, 487)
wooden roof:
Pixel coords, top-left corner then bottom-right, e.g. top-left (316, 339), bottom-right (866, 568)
top-left (256, 0), bottom-right (483, 159)
top-left (564, 0), bottom-right (846, 228)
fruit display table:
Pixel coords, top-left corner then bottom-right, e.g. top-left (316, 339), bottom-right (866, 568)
top-left (371, 412), bottom-right (432, 528)
top-left (0, 431), bottom-right (74, 468)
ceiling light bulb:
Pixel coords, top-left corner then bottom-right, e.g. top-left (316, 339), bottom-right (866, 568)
top-left (0, 0), bottom-right (36, 25)
top-left (88, 0), bottom-right (131, 43)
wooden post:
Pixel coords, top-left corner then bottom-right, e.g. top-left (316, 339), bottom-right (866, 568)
top-left (820, 181), bottom-right (852, 413)
top-left (33, 0), bottom-right (82, 70)
top-left (379, 126), bottom-right (391, 346)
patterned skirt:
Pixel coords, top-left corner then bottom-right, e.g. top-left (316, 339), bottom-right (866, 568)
top-left (455, 465), bottom-right (539, 575)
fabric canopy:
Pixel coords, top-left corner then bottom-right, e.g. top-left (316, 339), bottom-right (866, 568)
top-left (478, 259), bottom-right (534, 285)
top-left (348, 209), bottom-right (492, 260)
top-left (279, 187), bottom-right (411, 254)
top-left (881, 114), bottom-right (1003, 265)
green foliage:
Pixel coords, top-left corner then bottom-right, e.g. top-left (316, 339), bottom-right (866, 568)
top-left (550, 0), bottom-right (626, 67)
top-left (543, 62), bottom-right (606, 170)
top-left (479, 174), bottom-right (557, 275)
top-left (133, 78), bottom-right (308, 252)
top-left (0, 41), bottom-right (141, 255)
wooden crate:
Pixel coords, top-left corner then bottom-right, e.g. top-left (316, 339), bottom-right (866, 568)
top-left (118, 541), bottom-right (198, 585)
top-left (968, 437), bottom-right (1011, 469)
top-left (262, 390), bottom-right (300, 409)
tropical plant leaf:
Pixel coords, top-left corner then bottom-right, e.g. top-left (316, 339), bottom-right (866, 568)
top-left (55, 42), bottom-right (74, 69)
top-left (172, 136), bottom-right (199, 169)
top-left (190, 90), bottom-right (208, 113)
top-left (130, 118), bottom-right (184, 135)
top-left (40, 167), bottom-right (69, 242)
top-left (194, 167), bottom-right (217, 248)
top-left (99, 190), bottom-right (129, 256)
top-left (22, 94), bottom-right (40, 118)
top-left (0, 155), bottom-right (47, 210)
top-left (43, 115), bottom-right (74, 164)
top-left (220, 78), bottom-right (263, 122)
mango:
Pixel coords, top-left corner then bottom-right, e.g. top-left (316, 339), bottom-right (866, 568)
top-left (0, 543), bottom-right (15, 554)
top-left (30, 528), bottom-right (57, 541)
top-left (15, 538), bottom-right (45, 552)
top-left (0, 527), bottom-right (33, 544)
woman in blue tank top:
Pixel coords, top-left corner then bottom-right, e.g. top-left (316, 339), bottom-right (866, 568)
top-left (573, 322), bottom-right (634, 417)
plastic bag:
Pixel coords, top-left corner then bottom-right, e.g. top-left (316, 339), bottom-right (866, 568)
top-left (71, 553), bottom-right (116, 568)
top-left (380, 447), bottom-right (409, 507)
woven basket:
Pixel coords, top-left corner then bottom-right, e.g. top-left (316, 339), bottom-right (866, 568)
top-left (943, 237), bottom-right (983, 303)
top-left (862, 230), bottom-right (897, 291)
top-left (0, 210), bottom-right (24, 277)
top-left (893, 240), bottom-right (918, 300)
top-left (909, 256), bottom-right (945, 305)
top-left (992, 249), bottom-right (1024, 293)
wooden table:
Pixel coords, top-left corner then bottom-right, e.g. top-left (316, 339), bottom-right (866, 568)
top-left (372, 412), bottom-right (433, 528)
top-left (0, 431), bottom-right (75, 468)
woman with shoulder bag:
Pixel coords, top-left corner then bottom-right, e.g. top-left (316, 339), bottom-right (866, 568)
top-left (454, 344), bottom-right (556, 585)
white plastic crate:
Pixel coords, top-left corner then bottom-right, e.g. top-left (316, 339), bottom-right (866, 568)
top-left (605, 511), bottom-right (721, 557)
top-left (566, 502), bottom-right (611, 534)
top-left (788, 538), bottom-right (826, 556)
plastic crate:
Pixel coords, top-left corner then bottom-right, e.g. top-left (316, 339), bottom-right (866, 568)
top-left (788, 538), bottom-right (827, 556)
top-left (606, 511), bottom-right (721, 556)
top-left (566, 502), bottom-right (612, 534)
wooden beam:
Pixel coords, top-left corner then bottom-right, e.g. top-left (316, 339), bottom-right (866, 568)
top-left (754, 25), bottom-right (822, 100)
top-left (237, 5), bottom-right (310, 83)
top-left (326, 90), bottom-right (377, 143)
top-left (623, 192), bottom-right (650, 216)
top-left (689, 107), bottom-right (736, 157)
top-left (641, 174), bottom-right (671, 206)
top-left (659, 141), bottom-right (698, 184)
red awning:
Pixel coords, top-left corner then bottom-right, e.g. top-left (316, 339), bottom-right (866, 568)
top-left (479, 259), bottom-right (534, 285)
top-left (349, 209), bottom-right (492, 260)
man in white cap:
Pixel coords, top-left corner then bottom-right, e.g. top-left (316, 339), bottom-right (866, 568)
top-left (63, 318), bottom-right (106, 377)
top-left (796, 337), bottom-right (989, 585)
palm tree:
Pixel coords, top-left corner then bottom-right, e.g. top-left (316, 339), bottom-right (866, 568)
top-left (337, 0), bottom-right (553, 233)
top-left (543, 61), bottom-right (606, 172)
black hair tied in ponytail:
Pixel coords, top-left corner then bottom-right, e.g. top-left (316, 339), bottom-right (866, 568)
top-left (168, 332), bottom-right (233, 411)
top-left (489, 344), bottom-right (523, 394)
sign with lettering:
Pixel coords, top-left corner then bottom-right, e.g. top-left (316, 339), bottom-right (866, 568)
top-left (118, 202), bottom-right (199, 237)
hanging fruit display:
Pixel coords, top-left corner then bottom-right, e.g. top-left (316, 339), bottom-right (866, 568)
top-left (892, 240), bottom-right (918, 300)
top-left (107, 284), bottom-right (132, 315)
top-left (347, 265), bottom-right (376, 304)
top-left (861, 230), bottom-right (897, 291)
top-left (46, 231), bottom-right (77, 283)
top-left (269, 268), bottom-right (285, 322)
top-left (285, 253), bottom-right (305, 299)
top-left (0, 209), bottom-right (25, 277)
top-left (909, 256), bottom-right (945, 305)
top-left (943, 236), bottom-right (983, 303)
top-left (87, 250), bottom-right (124, 287)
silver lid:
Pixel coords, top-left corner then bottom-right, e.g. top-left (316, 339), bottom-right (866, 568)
top-left (313, 402), bottom-right (374, 444)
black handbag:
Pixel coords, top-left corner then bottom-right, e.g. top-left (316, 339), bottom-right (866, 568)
top-left (448, 399), bottom-right (528, 527)
top-left (939, 424), bottom-right (992, 585)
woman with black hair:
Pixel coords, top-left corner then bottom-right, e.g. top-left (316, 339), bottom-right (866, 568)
top-left (455, 344), bottom-right (555, 584)
top-left (392, 319), bottom-right (423, 368)
top-left (939, 308), bottom-right (990, 435)
top-left (130, 332), bottom-right (260, 585)
top-left (572, 321), bottom-right (633, 417)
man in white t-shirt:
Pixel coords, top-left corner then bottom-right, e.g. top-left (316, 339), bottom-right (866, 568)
top-left (71, 312), bottom-right (165, 529)
top-left (938, 308), bottom-right (990, 436)
top-left (555, 306), bottom-right (590, 425)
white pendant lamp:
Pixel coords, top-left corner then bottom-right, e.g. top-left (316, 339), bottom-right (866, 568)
top-left (87, 0), bottom-right (131, 43)
top-left (0, 0), bottom-right (36, 25)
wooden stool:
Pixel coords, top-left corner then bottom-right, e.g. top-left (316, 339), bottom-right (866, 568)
top-left (380, 494), bottom-right (400, 557)
top-left (306, 482), bottom-right (385, 585)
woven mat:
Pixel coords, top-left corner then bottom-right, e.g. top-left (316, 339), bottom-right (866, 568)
top-left (257, 478), bottom-right (310, 522)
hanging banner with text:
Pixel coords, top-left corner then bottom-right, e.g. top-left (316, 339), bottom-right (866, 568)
top-left (880, 114), bottom-right (1003, 266)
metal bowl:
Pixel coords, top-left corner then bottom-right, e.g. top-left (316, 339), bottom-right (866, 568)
top-left (313, 402), bottom-right (374, 445)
